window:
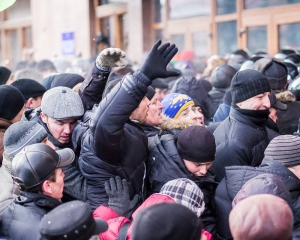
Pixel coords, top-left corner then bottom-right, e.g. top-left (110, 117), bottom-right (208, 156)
top-left (169, 0), bottom-right (211, 19)
top-left (171, 34), bottom-right (185, 54)
top-left (217, 21), bottom-right (237, 56)
top-left (278, 22), bottom-right (300, 51)
top-left (192, 31), bottom-right (209, 57)
top-left (154, 29), bottom-right (164, 42)
top-left (6, 0), bottom-right (30, 20)
top-left (247, 26), bottom-right (267, 53)
top-left (244, 0), bottom-right (300, 9)
top-left (153, 0), bottom-right (165, 23)
top-left (216, 0), bottom-right (236, 15)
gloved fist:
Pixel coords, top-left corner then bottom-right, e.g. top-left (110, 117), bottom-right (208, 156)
top-left (140, 40), bottom-right (180, 80)
top-left (105, 176), bottom-right (139, 216)
top-left (96, 48), bottom-right (126, 70)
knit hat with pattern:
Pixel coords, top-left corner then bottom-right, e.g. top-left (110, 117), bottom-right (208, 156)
top-left (162, 93), bottom-right (194, 119)
top-left (159, 178), bottom-right (205, 217)
top-left (264, 135), bottom-right (300, 167)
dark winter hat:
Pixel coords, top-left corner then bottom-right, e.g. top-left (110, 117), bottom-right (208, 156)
top-left (231, 69), bottom-right (271, 104)
top-left (146, 86), bottom-right (155, 100)
top-left (39, 200), bottom-right (108, 240)
top-left (41, 86), bottom-right (84, 120)
top-left (211, 64), bottom-right (237, 89)
top-left (269, 90), bottom-right (287, 110)
top-left (159, 178), bottom-right (205, 217)
top-left (151, 78), bottom-right (168, 89)
top-left (42, 74), bottom-right (57, 90)
top-left (11, 78), bottom-right (46, 100)
top-left (131, 203), bottom-right (202, 240)
top-left (223, 89), bottom-right (232, 106)
top-left (0, 66), bottom-right (12, 85)
top-left (240, 56), bottom-right (263, 71)
top-left (51, 73), bottom-right (84, 89)
top-left (264, 135), bottom-right (300, 167)
top-left (177, 126), bottom-right (216, 163)
top-left (253, 58), bottom-right (288, 91)
top-left (232, 174), bottom-right (292, 208)
top-left (284, 61), bottom-right (299, 80)
top-left (11, 143), bottom-right (74, 189)
top-left (4, 121), bottom-right (48, 159)
top-left (0, 85), bottom-right (25, 120)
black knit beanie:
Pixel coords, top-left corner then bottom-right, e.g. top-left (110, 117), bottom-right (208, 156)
top-left (146, 86), bottom-right (155, 100)
top-left (51, 73), bottom-right (84, 89)
top-left (4, 121), bottom-right (48, 158)
top-left (264, 135), bottom-right (300, 167)
top-left (0, 66), bottom-right (12, 85)
top-left (132, 203), bottom-right (202, 240)
top-left (11, 78), bottom-right (46, 100)
top-left (231, 69), bottom-right (271, 104)
top-left (0, 85), bottom-right (24, 120)
top-left (177, 126), bottom-right (216, 163)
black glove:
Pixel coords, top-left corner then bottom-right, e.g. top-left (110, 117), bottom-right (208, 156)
top-left (105, 176), bottom-right (139, 216)
top-left (140, 40), bottom-right (180, 80)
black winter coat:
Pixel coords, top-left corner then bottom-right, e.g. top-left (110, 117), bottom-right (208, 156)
top-left (208, 88), bottom-right (227, 118)
top-left (79, 72), bottom-right (150, 211)
top-left (214, 157), bottom-right (300, 240)
top-left (22, 109), bottom-right (87, 202)
top-left (0, 192), bottom-right (61, 240)
top-left (147, 133), bottom-right (218, 236)
top-left (210, 107), bottom-right (270, 182)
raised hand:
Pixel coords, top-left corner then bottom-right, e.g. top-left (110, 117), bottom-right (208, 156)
top-left (140, 40), bottom-right (180, 80)
top-left (96, 48), bottom-right (126, 70)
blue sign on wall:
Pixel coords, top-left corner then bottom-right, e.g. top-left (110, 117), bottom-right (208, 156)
top-left (62, 32), bottom-right (75, 56)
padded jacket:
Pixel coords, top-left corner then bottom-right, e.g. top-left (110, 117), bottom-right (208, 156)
top-left (79, 71), bottom-right (150, 211)
top-left (214, 157), bottom-right (300, 240)
top-left (210, 107), bottom-right (270, 182)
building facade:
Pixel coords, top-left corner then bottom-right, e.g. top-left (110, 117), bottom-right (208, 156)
top-left (1, 0), bottom-right (300, 71)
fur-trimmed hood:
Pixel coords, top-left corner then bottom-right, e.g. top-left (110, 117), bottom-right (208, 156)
top-left (276, 90), bottom-right (296, 103)
top-left (160, 115), bottom-right (200, 132)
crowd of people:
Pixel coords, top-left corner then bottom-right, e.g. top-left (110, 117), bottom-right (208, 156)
top-left (0, 40), bottom-right (300, 240)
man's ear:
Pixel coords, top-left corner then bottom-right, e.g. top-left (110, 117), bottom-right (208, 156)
top-left (26, 98), bottom-right (33, 108)
top-left (40, 112), bottom-right (48, 124)
top-left (42, 180), bottom-right (52, 196)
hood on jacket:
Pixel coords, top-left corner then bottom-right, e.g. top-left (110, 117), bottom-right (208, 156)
top-left (160, 115), bottom-right (199, 132)
top-left (276, 90), bottom-right (296, 103)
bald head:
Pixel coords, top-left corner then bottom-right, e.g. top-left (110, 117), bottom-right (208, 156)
top-left (229, 194), bottom-right (293, 240)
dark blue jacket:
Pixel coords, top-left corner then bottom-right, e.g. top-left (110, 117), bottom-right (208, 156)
top-left (214, 157), bottom-right (300, 240)
top-left (0, 192), bottom-right (61, 240)
top-left (79, 71), bottom-right (150, 211)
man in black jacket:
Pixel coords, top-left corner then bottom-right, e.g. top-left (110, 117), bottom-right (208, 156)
top-left (209, 69), bottom-right (271, 182)
top-left (214, 135), bottom-right (300, 240)
top-left (78, 40), bottom-right (179, 212)
top-left (0, 143), bottom-right (74, 240)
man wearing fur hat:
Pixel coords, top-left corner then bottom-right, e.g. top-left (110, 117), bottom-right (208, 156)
top-left (253, 57), bottom-right (300, 134)
top-left (210, 69), bottom-right (272, 182)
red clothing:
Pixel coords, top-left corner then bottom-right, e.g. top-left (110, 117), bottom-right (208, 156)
top-left (93, 193), bottom-right (212, 240)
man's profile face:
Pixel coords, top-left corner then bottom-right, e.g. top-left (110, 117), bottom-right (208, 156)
top-left (236, 92), bottom-right (271, 110)
top-left (146, 93), bottom-right (164, 126)
top-left (40, 112), bottom-right (77, 144)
